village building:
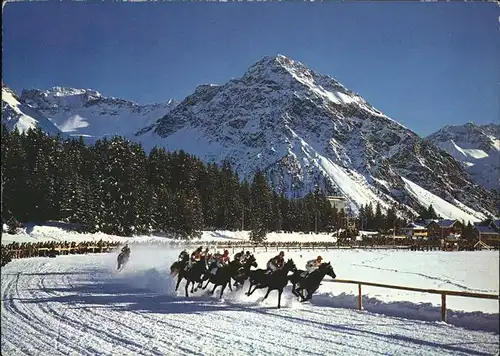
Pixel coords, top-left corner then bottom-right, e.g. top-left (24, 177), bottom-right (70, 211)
top-left (473, 222), bottom-right (500, 249)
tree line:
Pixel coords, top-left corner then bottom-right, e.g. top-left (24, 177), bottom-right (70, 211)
top-left (1, 125), bottom-right (410, 240)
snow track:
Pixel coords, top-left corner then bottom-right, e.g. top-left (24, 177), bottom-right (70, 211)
top-left (2, 252), bottom-right (499, 356)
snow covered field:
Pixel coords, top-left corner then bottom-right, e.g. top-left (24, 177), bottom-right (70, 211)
top-left (1, 242), bottom-right (499, 356)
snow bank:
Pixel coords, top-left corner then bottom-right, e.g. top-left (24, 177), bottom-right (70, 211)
top-left (1, 222), bottom-right (338, 245)
top-left (309, 292), bottom-right (499, 334)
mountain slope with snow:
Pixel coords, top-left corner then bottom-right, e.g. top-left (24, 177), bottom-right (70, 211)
top-left (135, 55), bottom-right (497, 221)
top-left (1, 84), bottom-right (63, 135)
top-left (426, 123), bottom-right (500, 192)
top-left (20, 86), bottom-right (178, 139)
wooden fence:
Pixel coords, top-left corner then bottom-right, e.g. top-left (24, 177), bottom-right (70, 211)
top-left (327, 278), bottom-right (499, 322)
top-left (5, 244), bottom-right (117, 259)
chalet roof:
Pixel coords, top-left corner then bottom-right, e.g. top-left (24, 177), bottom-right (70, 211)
top-left (474, 224), bottom-right (500, 235)
top-left (491, 220), bottom-right (500, 228)
top-left (437, 219), bottom-right (457, 228)
top-left (405, 221), bottom-right (429, 229)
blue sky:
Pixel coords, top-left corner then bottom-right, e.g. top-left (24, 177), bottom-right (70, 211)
top-left (3, 2), bottom-right (498, 136)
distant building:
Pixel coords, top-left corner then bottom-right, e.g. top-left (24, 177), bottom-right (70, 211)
top-left (403, 220), bottom-right (432, 239)
top-left (427, 219), bottom-right (463, 240)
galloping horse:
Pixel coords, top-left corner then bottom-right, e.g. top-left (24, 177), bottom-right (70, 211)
top-left (117, 250), bottom-right (130, 271)
top-left (201, 260), bottom-right (242, 298)
top-left (232, 255), bottom-right (258, 288)
top-left (171, 256), bottom-right (208, 297)
top-left (290, 262), bottom-right (336, 302)
top-left (246, 259), bottom-right (297, 308)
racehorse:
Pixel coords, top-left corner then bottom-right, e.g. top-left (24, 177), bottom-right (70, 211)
top-left (200, 259), bottom-right (242, 298)
top-left (170, 255), bottom-right (189, 277)
top-left (246, 259), bottom-right (297, 308)
top-left (232, 255), bottom-right (258, 288)
top-left (290, 262), bottom-right (336, 302)
top-left (172, 256), bottom-right (208, 297)
top-left (117, 250), bottom-right (130, 271)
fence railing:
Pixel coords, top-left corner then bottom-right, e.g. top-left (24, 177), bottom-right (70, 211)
top-left (327, 278), bottom-right (499, 322)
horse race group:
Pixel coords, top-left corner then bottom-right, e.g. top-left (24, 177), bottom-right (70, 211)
top-left (117, 244), bottom-right (337, 308)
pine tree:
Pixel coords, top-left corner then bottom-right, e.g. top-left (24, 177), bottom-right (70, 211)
top-left (374, 202), bottom-right (384, 231)
top-left (249, 170), bottom-right (272, 241)
top-left (427, 204), bottom-right (438, 219)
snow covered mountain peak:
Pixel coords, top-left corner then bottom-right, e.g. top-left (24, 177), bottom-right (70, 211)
top-left (134, 55), bottom-right (498, 221)
top-left (16, 86), bottom-right (177, 138)
top-left (2, 85), bottom-right (62, 135)
top-left (427, 123), bottom-right (500, 191)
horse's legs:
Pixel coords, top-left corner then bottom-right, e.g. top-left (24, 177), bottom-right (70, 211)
top-left (219, 282), bottom-right (227, 299)
top-left (263, 287), bottom-right (272, 300)
top-left (246, 282), bottom-right (253, 296)
top-left (228, 280), bottom-right (233, 292)
top-left (277, 288), bottom-right (283, 309)
top-left (291, 283), bottom-right (299, 297)
top-left (247, 284), bottom-right (258, 296)
top-left (299, 289), bottom-right (307, 302)
top-left (190, 281), bottom-right (196, 293)
top-left (247, 285), bottom-right (259, 296)
top-left (175, 275), bottom-right (182, 291)
top-left (210, 283), bottom-right (217, 295)
top-left (202, 279), bottom-right (211, 290)
top-left (184, 280), bottom-right (190, 297)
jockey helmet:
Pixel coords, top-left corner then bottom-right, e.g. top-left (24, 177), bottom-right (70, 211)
top-left (246, 251), bottom-right (251, 255)
top-left (279, 251), bottom-right (284, 257)
top-left (317, 256), bottom-right (323, 262)
top-left (197, 246), bottom-right (203, 251)
top-left (223, 249), bottom-right (229, 256)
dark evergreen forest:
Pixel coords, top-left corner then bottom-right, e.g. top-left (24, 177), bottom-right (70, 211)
top-left (1, 125), bottom-right (408, 239)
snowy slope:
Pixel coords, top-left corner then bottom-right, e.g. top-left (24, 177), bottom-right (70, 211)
top-left (1, 85), bottom-right (63, 135)
top-left (20, 86), bottom-right (178, 139)
top-left (1, 247), bottom-right (498, 355)
top-left (402, 177), bottom-right (484, 222)
top-left (427, 123), bottom-right (500, 191)
top-left (135, 55), bottom-right (496, 220)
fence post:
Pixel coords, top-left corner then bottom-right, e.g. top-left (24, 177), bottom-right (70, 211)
top-left (441, 293), bottom-right (447, 322)
top-left (358, 283), bottom-right (363, 310)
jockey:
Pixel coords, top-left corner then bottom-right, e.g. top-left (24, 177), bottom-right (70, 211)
top-left (305, 255), bottom-right (323, 274)
top-left (234, 250), bottom-right (245, 263)
top-left (187, 246), bottom-right (203, 269)
top-left (219, 249), bottom-right (230, 266)
top-left (191, 246), bottom-right (203, 262)
top-left (178, 249), bottom-right (188, 262)
top-left (240, 250), bottom-right (251, 264)
top-left (266, 251), bottom-right (285, 274)
top-left (201, 247), bottom-right (210, 258)
top-left (210, 250), bottom-right (230, 275)
top-left (121, 244), bottom-right (130, 255)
